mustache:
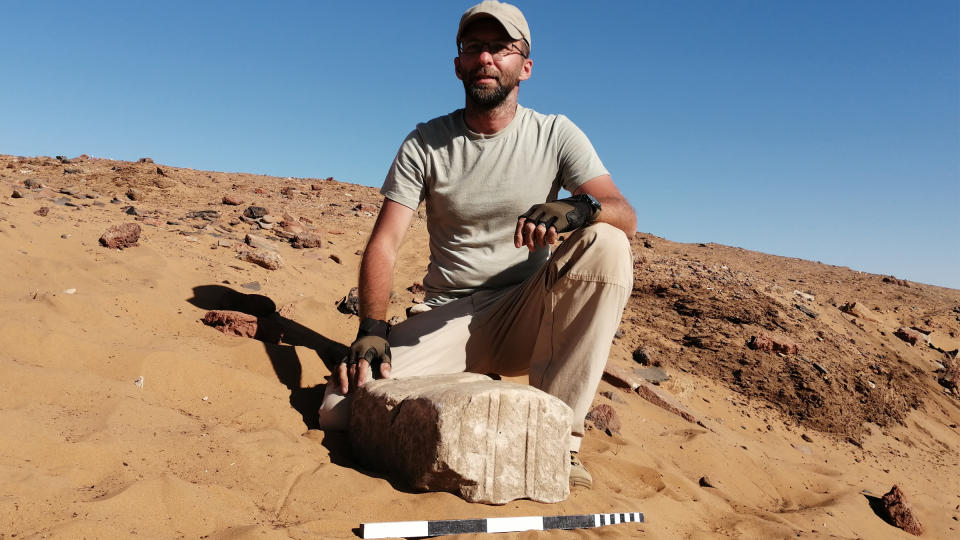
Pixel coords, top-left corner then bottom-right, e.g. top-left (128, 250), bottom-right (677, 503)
top-left (469, 67), bottom-right (500, 81)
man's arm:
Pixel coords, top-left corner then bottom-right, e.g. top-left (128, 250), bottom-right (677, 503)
top-left (339, 198), bottom-right (415, 393)
top-left (515, 174), bottom-right (636, 249)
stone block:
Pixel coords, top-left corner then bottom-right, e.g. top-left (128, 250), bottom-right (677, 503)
top-left (350, 373), bottom-right (571, 504)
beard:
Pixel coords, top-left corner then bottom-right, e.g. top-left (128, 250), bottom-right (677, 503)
top-left (462, 66), bottom-right (521, 110)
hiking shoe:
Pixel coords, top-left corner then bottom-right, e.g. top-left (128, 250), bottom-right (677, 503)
top-left (569, 451), bottom-right (592, 489)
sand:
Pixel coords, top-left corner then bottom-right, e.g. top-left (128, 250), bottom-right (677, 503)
top-left (1, 153), bottom-right (958, 539)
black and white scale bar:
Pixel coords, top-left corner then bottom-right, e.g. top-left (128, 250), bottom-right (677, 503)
top-left (361, 511), bottom-right (644, 538)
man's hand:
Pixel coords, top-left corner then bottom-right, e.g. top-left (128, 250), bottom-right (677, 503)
top-left (338, 318), bottom-right (393, 394)
top-left (515, 194), bottom-right (600, 251)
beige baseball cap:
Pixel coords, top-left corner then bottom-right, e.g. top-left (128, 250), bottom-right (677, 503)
top-left (456, 1), bottom-right (531, 50)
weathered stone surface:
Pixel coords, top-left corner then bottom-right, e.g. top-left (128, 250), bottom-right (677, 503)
top-left (222, 195), bottom-right (243, 205)
top-left (632, 346), bottom-right (652, 365)
top-left (291, 231), bottom-right (322, 249)
top-left (938, 361), bottom-right (959, 393)
top-left (634, 380), bottom-right (707, 428)
top-left (602, 364), bottom-right (640, 391)
top-left (879, 485), bottom-right (923, 536)
top-left (894, 327), bottom-right (923, 346)
top-left (338, 287), bottom-right (360, 315)
top-left (99, 223), bottom-right (141, 249)
top-left (244, 205), bottom-right (268, 219)
top-left (748, 332), bottom-right (799, 355)
top-left (636, 366), bottom-right (670, 384)
top-left (585, 403), bottom-right (621, 435)
top-left (839, 301), bottom-right (877, 322)
top-left (202, 310), bottom-right (282, 343)
top-left (244, 233), bottom-right (275, 251)
top-left (241, 248), bottom-right (283, 270)
top-left (350, 373), bottom-right (572, 504)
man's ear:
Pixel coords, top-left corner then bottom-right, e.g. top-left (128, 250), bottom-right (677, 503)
top-left (454, 56), bottom-right (463, 80)
top-left (519, 58), bottom-right (533, 82)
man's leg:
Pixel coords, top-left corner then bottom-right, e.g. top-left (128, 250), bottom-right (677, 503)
top-left (467, 223), bottom-right (633, 452)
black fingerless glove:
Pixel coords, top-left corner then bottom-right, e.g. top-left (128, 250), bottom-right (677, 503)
top-left (519, 194), bottom-right (601, 233)
top-left (347, 317), bottom-right (391, 368)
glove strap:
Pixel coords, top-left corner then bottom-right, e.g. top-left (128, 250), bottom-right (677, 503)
top-left (357, 317), bottom-right (390, 340)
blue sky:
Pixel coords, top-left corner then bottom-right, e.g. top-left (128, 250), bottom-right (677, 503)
top-left (2, 1), bottom-right (958, 288)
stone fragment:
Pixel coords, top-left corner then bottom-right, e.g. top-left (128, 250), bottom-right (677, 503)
top-left (329, 254), bottom-right (342, 264)
top-left (244, 233), bottom-right (275, 250)
top-left (748, 333), bottom-right (799, 355)
top-left (187, 209), bottom-right (220, 221)
top-left (599, 390), bottom-right (625, 403)
top-left (11, 189), bottom-right (24, 198)
top-left (138, 157), bottom-right (154, 163)
top-left (879, 485), bottom-right (923, 536)
top-left (350, 373), bottom-right (572, 504)
top-left (632, 346), bottom-right (651, 365)
top-left (244, 206), bottom-right (268, 219)
top-left (99, 223), bottom-right (141, 249)
top-left (63, 167), bottom-right (81, 174)
top-left (291, 231), bottom-right (322, 249)
top-left (793, 290), bottom-right (815, 302)
top-left (894, 327), bottom-right (923, 346)
top-left (241, 248), bottom-right (283, 270)
top-left (126, 187), bottom-right (144, 201)
top-left (34, 207), bottom-right (49, 217)
top-left (155, 167), bottom-right (166, 176)
top-left (338, 287), bottom-right (360, 315)
top-left (635, 366), bottom-right (670, 384)
top-left (222, 195), bottom-right (243, 205)
top-left (241, 281), bottom-right (261, 291)
top-left (202, 310), bottom-right (282, 343)
top-left (882, 276), bottom-right (910, 287)
top-left (24, 178), bottom-right (42, 189)
top-left (839, 301), bottom-right (877, 321)
top-left (602, 364), bottom-right (640, 391)
top-left (634, 380), bottom-right (707, 427)
top-left (261, 213), bottom-right (280, 224)
top-left (938, 362), bottom-right (959, 393)
top-left (794, 303), bottom-right (819, 319)
top-left (585, 403), bottom-right (621, 435)
top-left (698, 476), bottom-right (715, 488)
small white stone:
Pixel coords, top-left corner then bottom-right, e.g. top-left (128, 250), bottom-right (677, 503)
top-left (63, 288), bottom-right (77, 294)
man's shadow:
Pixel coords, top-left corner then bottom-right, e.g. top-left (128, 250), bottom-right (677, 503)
top-left (187, 284), bottom-right (347, 430)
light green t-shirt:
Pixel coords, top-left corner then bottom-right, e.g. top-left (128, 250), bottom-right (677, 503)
top-left (382, 105), bottom-right (608, 306)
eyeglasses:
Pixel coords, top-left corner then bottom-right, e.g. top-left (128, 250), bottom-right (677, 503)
top-left (458, 40), bottom-right (527, 59)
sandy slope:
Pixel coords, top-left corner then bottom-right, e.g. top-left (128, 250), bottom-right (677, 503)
top-left (1, 154), bottom-right (958, 539)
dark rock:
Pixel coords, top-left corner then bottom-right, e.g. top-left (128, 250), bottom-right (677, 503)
top-left (879, 485), bottom-right (923, 536)
top-left (329, 254), bottom-right (342, 264)
top-left (632, 346), bottom-right (651, 365)
top-left (813, 362), bottom-right (828, 376)
top-left (59, 187), bottom-right (79, 196)
top-left (938, 362), bottom-right (959, 393)
top-left (882, 276), bottom-right (910, 287)
top-left (801, 433), bottom-right (813, 442)
top-left (99, 223), bottom-right (141, 249)
top-left (63, 167), bottom-right (81, 174)
top-left (24, 179), bottom-right (42, 189)
top-left (56, 155), bottom-right (71, 164)
top-left (34, 207), bottom-right (49, 217)
top-left (11, 189), bottom-right (23, 198)
top-left (585, 403), bottom-right (621, 435)
top-left (138, 157), bottom-right (154, 163)
top-left (202, 310), bottom-right (282, 343)
top-left (338, 287), bottom-right (361, 315)
top-left (123, 206), bottom-right (143, 216)
top-left (186, 209), bottom-right (220, 221)
top-left (698, 476), bottom-right (715, 488)
top-left (156, 167), bottom-right (165, 176)
top-left (126, 188), bottom-right (144, 201)
top-left (894, 327), bottom-right (923, 346)
top-left (222, 195), bottom-right (243, 206)
top-left (243, 206), bottom-right (268, 219)
top-left (240, 281), bottom-right (261, 291)
top-left (794, 303), bottom-right (819, 319)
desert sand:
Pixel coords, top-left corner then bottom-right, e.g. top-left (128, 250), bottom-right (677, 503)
top-left (1, 153), bottom-right (958, 539)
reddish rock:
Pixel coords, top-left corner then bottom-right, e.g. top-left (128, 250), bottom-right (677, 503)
top-left (137, 157), bottom-right (154, 164)
top-left (292, 231), bottom-right (323, 249)
top-left (311, 183), bottom-right (323, 191)
top-left (222, 195), bottom-right (244, 206)
top-left (202, 310), bottom-right (282, 343)
top-left (634, 380), bottom-right (707, 428)
top-left (602, 364), bottom-right (640, 391)
top-left (99, 223), bottom-right (141, 249)
top-left (34, 206), bottom-right (50, 217)
top-left (748, 333), bottom-right (799, 355)
top-left (585, 403), bottom-right (621, 435)
top-left (879, 485), bottom-right (923, 536)
top-left (894, 327), bottom-right (923, 346)
top-left (882, 276), bottom-right (910, 287)
top-left (254, 187), bottom-right (267, 195)
top-left (939, 362), bottom-right (959, 393)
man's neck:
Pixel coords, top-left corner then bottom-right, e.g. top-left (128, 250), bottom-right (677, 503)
top-left (463, 94), bottom-right (519, 135)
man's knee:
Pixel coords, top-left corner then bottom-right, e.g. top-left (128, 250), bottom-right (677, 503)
top-left (559, 223), bottom-right (633, 285)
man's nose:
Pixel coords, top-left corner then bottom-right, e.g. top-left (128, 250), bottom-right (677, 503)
top-left (477, 50), bottom-right (495, 64)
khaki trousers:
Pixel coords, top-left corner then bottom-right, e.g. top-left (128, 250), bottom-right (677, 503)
top-left (319, 223), bottom-right (633, 451)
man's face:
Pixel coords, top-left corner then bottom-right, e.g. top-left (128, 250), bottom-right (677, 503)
top-left (455, 19), bottom-right (532, 109)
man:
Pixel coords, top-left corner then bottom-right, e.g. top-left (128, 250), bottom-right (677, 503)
top-left (319, 0), bottom-right (635, 490)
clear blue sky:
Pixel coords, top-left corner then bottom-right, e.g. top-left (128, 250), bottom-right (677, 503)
top-left (3, 1), bottom-right (958, 288)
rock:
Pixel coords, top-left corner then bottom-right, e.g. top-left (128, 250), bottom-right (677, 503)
top-left (635, 366), bottom-right (670, 384)
top-left (59, 186), bottom-right (79, 196)
top-left (241, 281), bottom-right (261, 291)
top-left (602, 364), bottom-right (641, 391)
top-left (155, 167), bottom-right (166, 176)
top-left (634, 380), bottom-right (707, 427)
top-left (338, 287), bottom-right (360, 315)
top-left (938, 363), bottom-right (959, 392)
top-left (11, 189), bottom-right (24, 198)
top-left (839, 301), bottom-right (877, 321)
top-left (24, 179), bottom-right (42, 189)
top-left (599, 390), bottom-right (625, 403)
top-left (882, 276), bottom-right (910, 287)
top-left (243, 206), bottom-right (268, 219)
top-left (261, 213), bottom-right (280, 224)
top-left (244, 233), bottom-right (276, 250)
top-left (291, 231), bottom-right (323, 249)
top-left (329, 254), bottom-right (342, 264)
top-left (585, 403), bottom-right (621, 435)
top-left (748, 333), bottom-right (799, 355)
top-left (698, 476), bottom-right (715, 488)
top-left (794, 304), bottom-right (819, 319)
top-left (793, 290), bottom-right (815, 302)
top-left (56, 155), bottom-right (71, 164)
top-left (222, 195), bottom-right (243, 206)
top-left (894, 327), bottom-right (923, 346)
top-left (241, 248), bottom-right (283, 270)
top-left (349, 373), bottom-right (572, 504)
top-left (202, 310), bottom-right (282, 343)
top-left (154, 177), bottom-right (177, 189)
top-left (879, 485), bottom-right (923, 536)
top-left (138, 157), bottom-right (154, 163)
top-left (280, 214), bottom-right (306, 234)
top-left (99, 223), bottom-right (141, 249)
top-left (186, 209), bottom-right (220, 221)
top-left (34, 207), bottom-right (49, 217)
top-left (63, 167), bottom-right (81, 174)
top-left (632, 346), bottom-right (651, 365)
top-left (126, 188), bottom-right (144, 201)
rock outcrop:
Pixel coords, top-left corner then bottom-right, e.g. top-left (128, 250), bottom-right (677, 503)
top-left (350, 373), bottom-right (572, 504)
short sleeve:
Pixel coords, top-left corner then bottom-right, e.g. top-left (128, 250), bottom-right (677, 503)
top-left (381, 129), bottom-right (428, 210)
top-left (554, 115), bottom-right (609, 193)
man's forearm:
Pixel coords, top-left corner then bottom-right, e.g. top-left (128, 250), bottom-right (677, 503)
top-left (593, 196), bottom-right (637, 237)
top-left (358, 242), bottom-right (396, 321)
